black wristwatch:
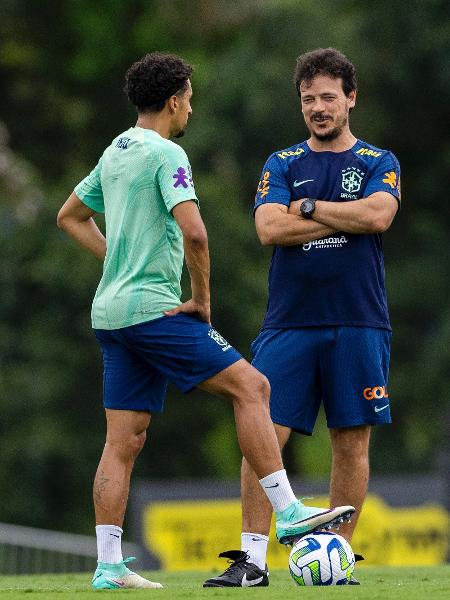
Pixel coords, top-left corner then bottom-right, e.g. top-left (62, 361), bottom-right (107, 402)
top-left (300, 198), bottom-right (316, 219)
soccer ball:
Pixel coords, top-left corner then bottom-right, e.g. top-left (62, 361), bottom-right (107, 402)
top-left (288, 531), bottom-right (355, 586)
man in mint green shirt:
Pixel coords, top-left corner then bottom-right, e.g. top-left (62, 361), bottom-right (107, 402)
top-left (74, 125), bottom-right (196, 329)
top-left (57, 52), bottom-right (353, 590)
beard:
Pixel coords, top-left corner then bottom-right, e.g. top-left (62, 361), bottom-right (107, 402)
top-left (174, 129), bottom-right (185, 139)
top-left (310, 112), bottom-right (348, 142)
top-left (312, 126), bottom-right (343, 142)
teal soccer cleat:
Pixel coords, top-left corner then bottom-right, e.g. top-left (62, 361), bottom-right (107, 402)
top-left (91, 556), bottom-right (162, 589)
top-left (275, 501), bottom-right (355, 545)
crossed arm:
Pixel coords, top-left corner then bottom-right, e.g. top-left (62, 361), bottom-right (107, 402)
top-left (255, 192), bottom-right (398, 246)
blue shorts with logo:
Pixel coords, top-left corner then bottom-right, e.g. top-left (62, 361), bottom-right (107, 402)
top-left (251, 326), bottom-right (391, 435)
top-left (95, 313), bottom-right (242, 412)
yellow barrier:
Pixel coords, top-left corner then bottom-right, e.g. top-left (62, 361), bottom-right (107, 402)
top-left (143, 494), bottom-right (449, 570)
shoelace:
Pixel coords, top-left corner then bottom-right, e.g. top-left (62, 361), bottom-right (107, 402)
top-left (222, 555), bottom-right (248, 576)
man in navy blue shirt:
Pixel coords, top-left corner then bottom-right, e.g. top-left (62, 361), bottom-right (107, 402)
top-left (205, 48), bottom-right (400, 587)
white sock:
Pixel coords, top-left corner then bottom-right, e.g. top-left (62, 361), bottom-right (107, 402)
top-left (241, 532), bottom-right (269, 570)
top-left (96, 525), bottom-right (123, 564)
top-left (259, 469), bottom-right (297, 512)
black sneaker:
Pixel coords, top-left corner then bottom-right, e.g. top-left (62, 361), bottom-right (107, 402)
top-left (347, 553), bottom-right (364, 584)
top-left (203, 550), bottom-right (269, 588)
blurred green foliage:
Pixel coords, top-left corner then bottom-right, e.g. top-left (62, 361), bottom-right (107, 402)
top-left (0, 0), bottom-right (449, 533)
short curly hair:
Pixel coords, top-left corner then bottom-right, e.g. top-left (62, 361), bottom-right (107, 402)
top-left (124, 52), bottom-right (193, 113)
top-left (294, 48), bottom-right (357, 97)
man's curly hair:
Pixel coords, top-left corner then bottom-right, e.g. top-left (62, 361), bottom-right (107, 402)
top-left (294, 48), bottom-right (357, 97)
top-left (124, 52), bottom-right (193, 113)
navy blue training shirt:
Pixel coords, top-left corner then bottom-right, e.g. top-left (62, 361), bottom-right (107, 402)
top-left (254, 139), bottom-right (401, 331)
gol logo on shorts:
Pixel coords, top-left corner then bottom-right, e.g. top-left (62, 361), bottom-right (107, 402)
top-left (363, 386), bottom-right (389, 401)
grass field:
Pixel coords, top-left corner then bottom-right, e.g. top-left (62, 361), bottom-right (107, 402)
top-left (0, 567), bottom-right (449, 599)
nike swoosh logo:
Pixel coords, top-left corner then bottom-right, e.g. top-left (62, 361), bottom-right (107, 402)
top-left (242, 574), bottom-right (264, 587)
top-left (374, 404), bottom-right (389, 413)
top-left (293, 179), bottom-right (314, 187)
top-left (92, 573), bottom-right (125, 588)
top-left (264, 483), bottom-right (279, 488)
top-left (110, 534), bottom-right (120, 538)
top-left (290, 509), bottom-right (333, 525)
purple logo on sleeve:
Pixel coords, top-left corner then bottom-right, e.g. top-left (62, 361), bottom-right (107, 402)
top-left (173, 166), bottom-right (194, 189)
top-left (173, 167), bottom-right (189, 188)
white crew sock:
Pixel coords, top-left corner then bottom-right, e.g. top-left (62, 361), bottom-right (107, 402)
top-left (241, 532), bottom-right (269, 570)
top-left (96, 525), bottom-right (123, 564)
top-left (259, 469), bottom-right (297, 512)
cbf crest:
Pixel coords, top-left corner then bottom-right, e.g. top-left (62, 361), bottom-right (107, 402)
top-left (208, 328), bottom-right (231, 352)
top-left (341, 167), bottom-right (364, 193)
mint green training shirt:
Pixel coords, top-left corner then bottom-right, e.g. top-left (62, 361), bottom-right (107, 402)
top-left (74, 127), bottom-right (198, 330)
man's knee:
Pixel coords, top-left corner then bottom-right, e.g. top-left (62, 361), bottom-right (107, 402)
top-left (130, 429), bottom-right (147, 457)
top-left (230, 367), bottom-right (270, 410)
top-left (256, 372), bottom-right (270, 403)
top-left (234, 368), bottom-right (270, 407)
top-left (107, 429), bottom-right (147, 460)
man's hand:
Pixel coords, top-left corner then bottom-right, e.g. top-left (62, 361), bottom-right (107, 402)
top-left (164, 299), bottom-right (211, 324)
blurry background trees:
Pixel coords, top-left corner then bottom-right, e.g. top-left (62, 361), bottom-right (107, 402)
top-left (0, 0), bottom-right (449, 533)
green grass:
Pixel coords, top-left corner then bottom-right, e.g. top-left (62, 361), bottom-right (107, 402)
top-left (0, 567), bottom-right (449, 598)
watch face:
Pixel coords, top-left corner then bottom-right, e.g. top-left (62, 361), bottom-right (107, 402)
top-left (301, 199), bottom-right (315, 216)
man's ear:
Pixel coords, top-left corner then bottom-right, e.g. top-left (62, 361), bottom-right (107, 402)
top-left (167, 95), bottom-right (178, 114)
top-left (347, 89), bottom-right (357, 109)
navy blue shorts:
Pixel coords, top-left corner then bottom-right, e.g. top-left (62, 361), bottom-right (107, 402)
top-left (251, 326), bottom-right (391, 435)
top-left (95, 313), bottom-right (242, 412)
